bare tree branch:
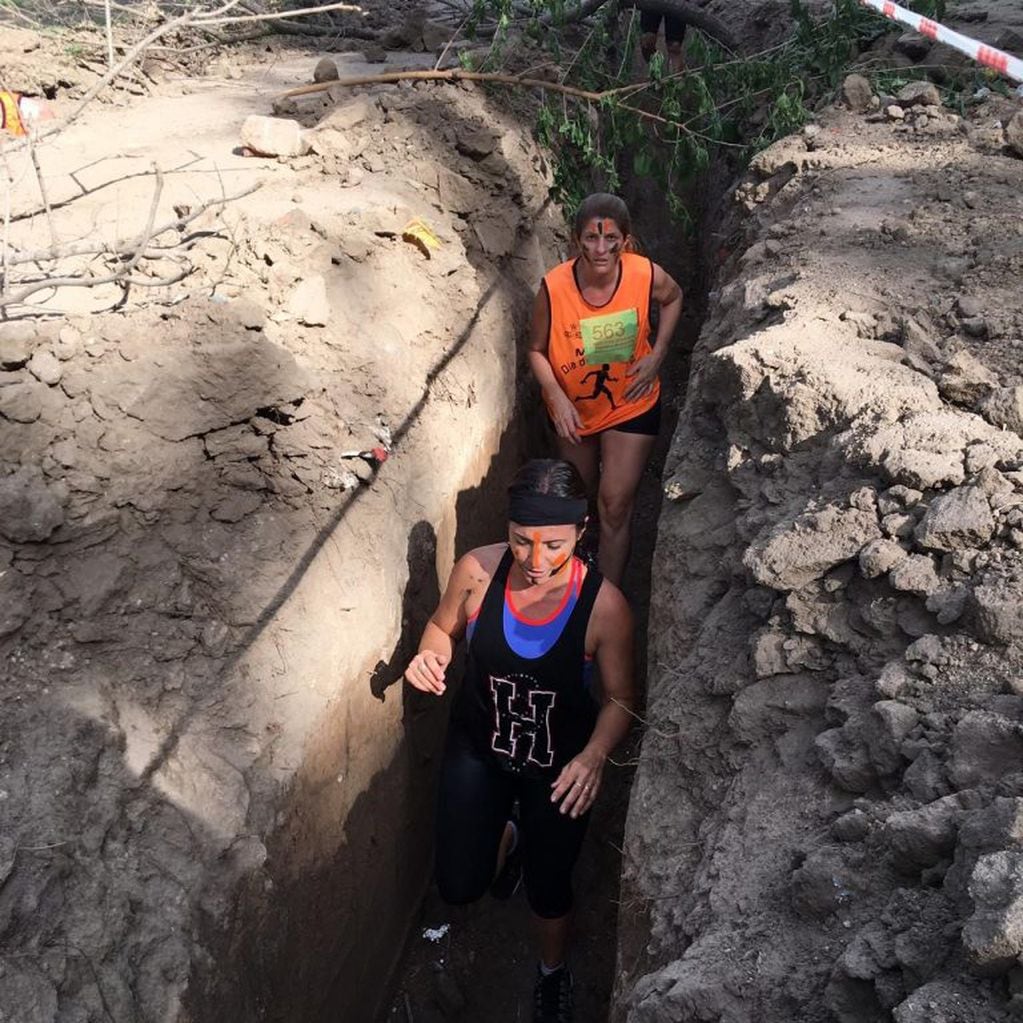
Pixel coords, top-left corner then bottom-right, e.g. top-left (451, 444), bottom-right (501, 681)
top-left (199, 1), bottom-right (366, 26)
top-left (0, 179), bottom-right (260, 309)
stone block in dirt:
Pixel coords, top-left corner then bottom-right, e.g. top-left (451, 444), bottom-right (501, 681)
top-left (791, 846), bottom-right (859, 919)
top-left (884, 794), bottom-right (968, 873)
top-left (320, 94), bottom-right (378, 131)
top-left (0, 378), bottom-right (46, 423)
top-left (981, 385), bottom-right (1023, 434)
top-left (961, 850), bottom-right (1023, 973)
top-left (949, 711), bottom-right (1023, 790)
top-left (27, 348), bottom-right (62, 386)
top-left (889, 554), bottom-right (941, 597)
top-left (895, 31), bottom-right (932, 60)
top-left (745, 505), bottom-right (880, 592)
top-left (0, 323), bottom-right (34, 368)
top-left (840, 73), bottom-right (873, 112)
top-left (914, 486), bottom-right (994, 552)
top-left (859, 538), bottom-right (907, 579)
top-left (938, 350), bottom-right (998, 407)
top-left (240, 115), bottom-right (310, 157)
top-left (1006, 111), bottom-right (1023, 160)
top-left (867, 700), bottom-right (919, 778)
top-left (313, 57), bottom-right (338, 83)
top-left (966, 558), bottom-right (1023, 645)
top-left (816, 723), bottom-right (876, 793)
top-left (0, 466), bottom-right (65, 542)
top-left (896, 81), bottom-right (941, 107)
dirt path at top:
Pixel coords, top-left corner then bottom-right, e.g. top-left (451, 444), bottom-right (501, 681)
top-left (9, 42), bottom-right (437, 318)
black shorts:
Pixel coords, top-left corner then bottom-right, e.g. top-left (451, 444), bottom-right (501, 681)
top-left (607, 397), bottom-right (662, 437)
top-left (435, 729), bottom-right (589, 919)
top-left (639, 9), bottom-right (686, 44)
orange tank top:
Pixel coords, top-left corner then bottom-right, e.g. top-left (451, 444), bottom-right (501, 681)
top-left (543, 252), bottom-right (658, 436)
top-left (0, 92), bottom-right (25, 137)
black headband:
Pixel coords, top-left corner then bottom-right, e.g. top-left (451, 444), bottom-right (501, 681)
top-left (508, 492), bottom-right (587, 526)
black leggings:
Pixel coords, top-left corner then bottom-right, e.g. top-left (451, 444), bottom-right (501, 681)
top-left (435, 730), bottom-right (590, 919)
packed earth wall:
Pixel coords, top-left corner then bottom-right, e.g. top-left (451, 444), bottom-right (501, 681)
top-left (0, 53), bottom-right (565, 1022)
top-left (615, 66), bottom-right (1023, 1023)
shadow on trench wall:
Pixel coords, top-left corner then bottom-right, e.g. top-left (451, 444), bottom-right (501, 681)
top-left (191, 416), bottom-right (537, 1023)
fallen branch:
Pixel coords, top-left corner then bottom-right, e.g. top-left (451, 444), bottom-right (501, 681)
top-left (281, 68), bottom-right (690, 131)
top-left (198, 1), bottom-right (366, 26)
top-left (4, 182), bottom-right (259, 269)
top-left (282, 67), bottom-right (601, 100)
top-left (0, 177), bottom-right (259, 310)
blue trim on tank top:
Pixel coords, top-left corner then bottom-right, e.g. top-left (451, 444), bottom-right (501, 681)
top-left (466, 558), bottom-right (596, 688)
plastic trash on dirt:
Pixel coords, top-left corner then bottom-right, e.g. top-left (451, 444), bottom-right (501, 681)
top-left (402, 217), bottom-right (441, 259)
top-left (421, 924), bottom-right (450, 943)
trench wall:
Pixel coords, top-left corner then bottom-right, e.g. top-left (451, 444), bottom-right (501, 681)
top-left (0, 81), bottom-right (564, 1023)
top-left (616, 86), bottom-right (1023, 1022)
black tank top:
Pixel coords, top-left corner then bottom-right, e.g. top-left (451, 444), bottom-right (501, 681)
top-left (454, 548), bottom-right (603, 778)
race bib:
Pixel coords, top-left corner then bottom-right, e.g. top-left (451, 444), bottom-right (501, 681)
top-left (580, 308), bottom-right (638, 365)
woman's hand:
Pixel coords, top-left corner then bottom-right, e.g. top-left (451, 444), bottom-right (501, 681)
top-left (624, 353), bottom-right (661, 401)
top-left (404, 649), bottom-right (450, 695)
top-left (550, 748), bottom-right (606, 818)
top-left (546, 388), bottom-right (584, 445)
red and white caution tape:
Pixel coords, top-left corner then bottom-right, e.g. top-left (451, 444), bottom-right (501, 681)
top-left (858, 0), bottom-right (1023, 83)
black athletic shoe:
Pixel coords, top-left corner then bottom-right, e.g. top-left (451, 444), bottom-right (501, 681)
top-left (533, 964), bottom-right (573, 1023)
top-left (489, 820), bottom-right (523, 900)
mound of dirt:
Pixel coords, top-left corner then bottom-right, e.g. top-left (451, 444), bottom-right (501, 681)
top-left (618, 73), bottom-right (1023, 1023)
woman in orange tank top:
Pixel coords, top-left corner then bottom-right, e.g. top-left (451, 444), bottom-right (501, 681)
top-left (527, 194), bottom-right (682, 585)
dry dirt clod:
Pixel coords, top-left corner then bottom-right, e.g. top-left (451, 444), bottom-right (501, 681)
top-left (1005, 111), bottom-right (1023, 159)
top-left (841, 73), bottom-right (873, 112)
top-left (240, 114), bottom-right (311, 157)
top-left (897, 81), bottom-right (942, 108)
top-left (313, 57), bottom-right (339, 83)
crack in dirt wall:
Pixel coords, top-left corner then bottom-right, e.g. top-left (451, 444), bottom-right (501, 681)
top-left (0, 68), bottom-right (565, 1022)
top-left (615, 67), bottom-right (1023, 1023)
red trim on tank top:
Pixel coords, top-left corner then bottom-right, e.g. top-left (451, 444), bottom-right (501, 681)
top-left (505, 557), bottom-right (582, 626)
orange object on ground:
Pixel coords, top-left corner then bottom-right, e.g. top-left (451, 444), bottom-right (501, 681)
top-left (0, 91), bottom-right (26, 136)
top-left (542, 251), bottom-right (659, 436)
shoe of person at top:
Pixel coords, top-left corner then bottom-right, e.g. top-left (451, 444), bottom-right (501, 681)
top-left (534, 964), bottom-right (573, 1023)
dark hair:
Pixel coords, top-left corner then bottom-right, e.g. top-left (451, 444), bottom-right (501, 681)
top-left (508, 458), bottom-right (587, 503)
top-left (572, 193), bottom-right (632, 239)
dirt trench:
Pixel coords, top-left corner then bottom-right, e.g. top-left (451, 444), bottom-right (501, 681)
top-left (5, 4), bottom-right (1023, 1022)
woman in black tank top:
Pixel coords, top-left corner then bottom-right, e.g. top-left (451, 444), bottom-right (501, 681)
top-left (404, 459), bottom-right (636, 1023)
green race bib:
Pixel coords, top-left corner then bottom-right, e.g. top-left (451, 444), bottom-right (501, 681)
top-left (580, 308), bottom-right (638, 365)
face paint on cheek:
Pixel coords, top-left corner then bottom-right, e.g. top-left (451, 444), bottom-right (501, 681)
top-left (548, 554), bottom-right (572, 577)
